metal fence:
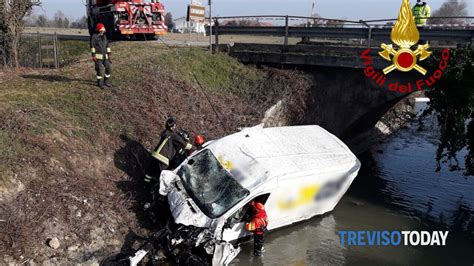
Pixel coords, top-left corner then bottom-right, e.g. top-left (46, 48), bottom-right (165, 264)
top-left (1, 32), bottom-right (89, 68)
top-left (207, 16), bottom-right (474, 48)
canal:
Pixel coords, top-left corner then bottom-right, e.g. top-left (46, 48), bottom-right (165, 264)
top-left (233, 102), bottom-right (474, 265)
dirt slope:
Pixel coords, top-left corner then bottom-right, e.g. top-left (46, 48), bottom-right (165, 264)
top-left (0, 42), bottom-right (311, 264)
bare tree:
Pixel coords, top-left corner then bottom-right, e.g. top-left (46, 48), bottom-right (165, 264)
top-left (53, 10), bottom-right (69, 28)
top-left (36, 14), bottom-right (48, 27)
top-left (0, 0), bottom-right (41, 67)
top-left (71, 16), bottom-right (88, 29)
top-left (24, 10), bottom-right (38, 27)
top-left (429, 0), bottom-right (469, 24)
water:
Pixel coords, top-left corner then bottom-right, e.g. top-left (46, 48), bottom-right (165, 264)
top-left (233, 102), bottom-right (474, 266)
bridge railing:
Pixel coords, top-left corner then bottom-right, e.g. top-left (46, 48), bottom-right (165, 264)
top-left (206, 16), bottom-right (474, 48)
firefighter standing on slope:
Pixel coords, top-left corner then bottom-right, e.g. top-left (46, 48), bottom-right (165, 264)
top-left (90, 23), bottom-right (112, 89)
top-left (144, 117), bottom-right (193, 185)
top-left (245, 201), bottom-right (268, 257)
top-left (413, 0), bottom-right (431, 27)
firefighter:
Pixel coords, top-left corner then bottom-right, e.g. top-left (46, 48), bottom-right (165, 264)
top-left (144, 117), bottom-right (193, 184)
top-left (169, 130), bottom-right (191, 169)
top-left (90, 23), bottom-right (112, 89)
top-left (245, 201), bottom-right (268, 256)
top-left (413, 0), bottom-right (431, 27)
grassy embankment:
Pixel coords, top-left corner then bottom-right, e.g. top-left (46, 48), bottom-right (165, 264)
top-left (0, 41), bottom-right (310, 262)
top-left (0, 42), bottom-right (264, 185)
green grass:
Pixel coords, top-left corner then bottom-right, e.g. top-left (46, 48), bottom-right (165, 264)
top-left (59, 40), bottom-right (89, 65)
top-left (159, 47), bottom-right (265, 95)
top-left (110, 43), bottom-right (265, 95)
top-left (0, 128), bottom-right (27, 185)
top-left (18, 37), bottom-right (89, 68)
top-left (0, 42), bottom-right (271, 185)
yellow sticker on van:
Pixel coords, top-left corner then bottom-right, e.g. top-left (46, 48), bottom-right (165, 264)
top-left (217, 156), bottom-right (234, 171)
top-left (278, 184), bottom-right (321, 210)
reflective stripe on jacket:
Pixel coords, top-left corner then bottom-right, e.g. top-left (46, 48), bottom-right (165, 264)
top-left (152, 136), bottom-right (171, 166)
top-left (151, 129), bottom-right (193, 167)
top-left (90, 33), bottom-right (111, 59)
top-left (413, 3), bottom-right (431, 26)
top-left (246, 217), bottom-right (268, 234)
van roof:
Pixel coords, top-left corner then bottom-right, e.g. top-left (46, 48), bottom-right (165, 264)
top-left (206, 125), bottom-right (359, 190)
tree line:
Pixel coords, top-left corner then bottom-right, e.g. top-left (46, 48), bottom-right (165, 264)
top-left (25, 11), bottom-right (88, 29)
top-left (429, 0), bottom-right (469, 24)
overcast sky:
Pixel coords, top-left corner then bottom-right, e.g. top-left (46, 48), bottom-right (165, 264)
top-left (35, 0), bottom-right (473, 21)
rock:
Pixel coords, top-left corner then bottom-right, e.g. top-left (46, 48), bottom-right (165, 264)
top-left (48, 237), bottom-right (60, 249)
top-left (67, 245), bottom-right (79, 252)
top-left (83, 258), bottom-right (100, 266)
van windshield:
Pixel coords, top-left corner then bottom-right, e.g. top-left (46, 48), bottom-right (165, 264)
top-left (177, 149), bottom-right (250, 218)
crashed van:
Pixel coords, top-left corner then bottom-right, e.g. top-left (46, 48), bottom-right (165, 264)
top-left (158, 125), bottom-right (361, 264)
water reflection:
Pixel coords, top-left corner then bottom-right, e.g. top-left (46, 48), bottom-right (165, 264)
top-left (424, 49), bottom-right (474, 176)
top-left (364, 103), bottom-right (474, 232)
top-left (232, 215), bottom-right (345, 265)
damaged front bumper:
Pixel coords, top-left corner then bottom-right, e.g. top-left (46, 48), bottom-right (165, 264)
top-left (129, 224), bottom-right (240, 266)
top-left (129, 170), bottom-right (241, 265)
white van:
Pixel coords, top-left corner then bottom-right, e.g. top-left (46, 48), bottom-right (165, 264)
top-left (158, 125), bottom-right (361, 264)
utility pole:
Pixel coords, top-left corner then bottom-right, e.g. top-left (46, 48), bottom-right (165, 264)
top-left (311, 0), bottom-right (316, 17)
top-left (209, 0), bottom-right (212, 53)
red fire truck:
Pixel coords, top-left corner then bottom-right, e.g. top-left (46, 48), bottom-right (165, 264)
top-left (87, 0), bottom-right (168, 40)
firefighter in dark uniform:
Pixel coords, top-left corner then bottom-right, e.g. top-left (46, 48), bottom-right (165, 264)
top-left (246, 201), bottom-right (268, 256)
top-left (90, 23), bottom-right (112, 89)
top-left (169, 130), bottom-right (191, 169)
top-left (144, 117), bottom-right (193, 185)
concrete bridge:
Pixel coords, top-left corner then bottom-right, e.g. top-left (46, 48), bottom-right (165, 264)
top-left (226, 43), bottom-right (424, 152)
top-left (209, 16), bottom-right (473, 150)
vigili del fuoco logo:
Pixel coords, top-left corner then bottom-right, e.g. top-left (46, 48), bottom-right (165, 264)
top-left (361, 0), bottom-right (450, 92)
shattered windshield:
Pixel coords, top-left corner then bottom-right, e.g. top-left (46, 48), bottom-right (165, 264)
top-left (177, 149), bottom-right (250, 218)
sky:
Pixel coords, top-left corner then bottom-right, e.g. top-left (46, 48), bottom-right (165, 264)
top-left (35, 0), bottom-right (474, 21)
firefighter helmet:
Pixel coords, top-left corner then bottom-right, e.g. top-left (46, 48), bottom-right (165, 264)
top-left (96, 23), bottom-right (105, 32)
top-left (195, 135), bottom-right (205, 146)
top-left (165, 117), bottom-right (176, 129)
